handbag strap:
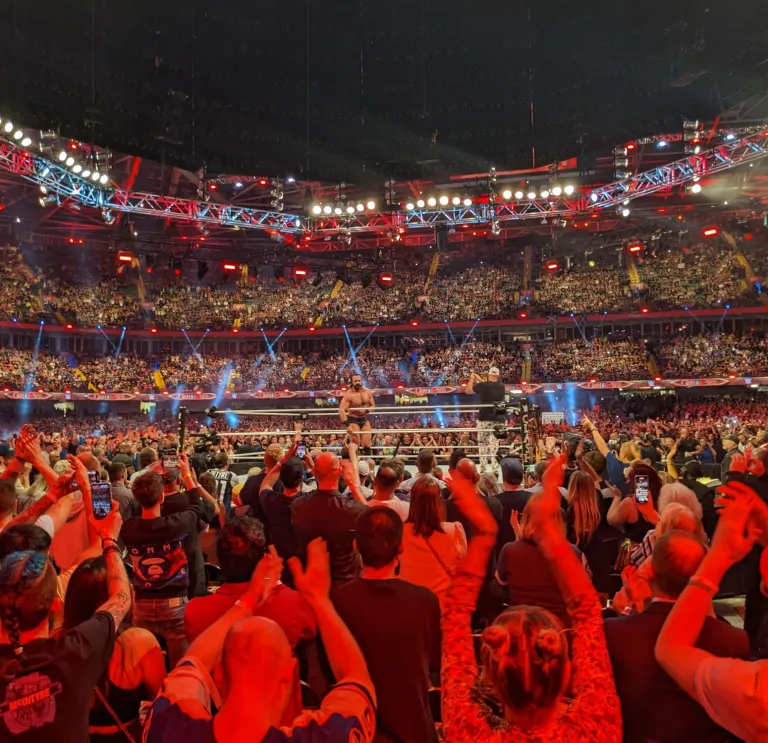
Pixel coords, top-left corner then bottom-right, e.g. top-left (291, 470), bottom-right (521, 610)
top-left (93, 685), bottom-right (139, 743)
top-left (422, 533), bottom-right (453, 577)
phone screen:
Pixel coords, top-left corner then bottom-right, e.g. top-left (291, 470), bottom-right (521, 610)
top-left (162, 449), bottom-right (180, 469)
top-left (296, 443), bottom-right (306, 459)
top-left (634, 474), bottom-right (650, 504)
top-left (92, 482), bottom-right (112, 520)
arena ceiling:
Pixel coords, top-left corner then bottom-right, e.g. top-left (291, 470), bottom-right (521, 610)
top-left (0, 1), bottom-right (766, 257)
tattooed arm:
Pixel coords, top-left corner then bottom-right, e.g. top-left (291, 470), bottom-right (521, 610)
top-left (91, 499), bottom-right (132, 630)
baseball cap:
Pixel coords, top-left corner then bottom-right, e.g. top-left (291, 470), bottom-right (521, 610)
top-left (500, 457), bottom-right (524, 484)
top-left (489, 366), bottom-right (500, 376)
top-left (724, 434), bottom-right (740, 444)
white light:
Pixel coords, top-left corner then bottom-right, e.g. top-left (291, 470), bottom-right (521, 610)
top-left (463, 198), bottom-right (472, 206)
top-left (416, 199), bottom-right (425, 208)
top-left (366, 200), bottom-right (376, 210)
top-left (502, 189), bottom-right (512, 200)
top-left (724, 200), bottom-right (729, 205)
top-left (514, 190), bottom-right (524, 200)
top-left (312, 205), bottom-right (322, 214)
top-left (406, 202), bottom-right (415, 210)
top-left (3, 122), bottom-right (13, 133)
top-left (692, 175), bottom-right (700, 182)
top-left (91, 171), bottom-right (100, 182)
top-left (451, 196), bottom-right (460, 205)
top-left (99, 174), bottom-right (109, 185)
top-left (323, 205), bottom-right (332, 214)
top-left (287, 177), bottom-right (296, 183)
top-left (623, 199), bottom-right (629, 205)
top-left (40, 185), bottom-right (47, 194)
top-left (346, 206), bottom-right (355, 214)
top-left (13, 130), bottom-right (22, 140)
top-left (527, 191), bottom-right (536, 199)
top-left (356, 203), bottom-right (364, 211)
top-left (564, 185), bottom-right (575, 195)
top-left (552, 186), bottom-right (562, 196)
top-left (540, 189), bottom-right (550, 199)
top-left (72, 164), bottom-right (82, 174)
top-left (58, 151), bottom-right (67, 162)
top-left (590, 193), bottom-right (598, 202)
top-left (427, 197), bottom-right (437, 207)
top-left (20, 136), bottom-right (31, 147)
top-left (621, 207), bottom-right (630, 217)
top-left (691, 183), bottom-right (702, 193)
top-left (334, 207), bottom-right (343, 215)
top-left (657, 140), bottom-right (668, 148)
top-left (439, 195), bottom-right (449, 206)
top-left (65, 156), bottom-right (75, 167)
top-left (234, 181), bottom-right (243, 189)
top-left (725, 133), bottom-right (735, 141)
top-left (81, 169), bottom-right (91, 178)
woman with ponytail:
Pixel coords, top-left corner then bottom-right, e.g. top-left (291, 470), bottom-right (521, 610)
top-left (440, 454), bottom-right (622, 742)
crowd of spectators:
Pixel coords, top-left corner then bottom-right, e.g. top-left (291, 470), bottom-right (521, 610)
top-left (3, 331), bottom-right (768, 391)
top-left (2, 240), bottom-right (764, 330)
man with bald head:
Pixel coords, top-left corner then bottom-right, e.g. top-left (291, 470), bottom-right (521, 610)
top-left (604, 530), bottom-right (750, 742)
top-left (145, 539), bottom-right (376, 742)
top-left (291, 451), bottom-right (368, 586)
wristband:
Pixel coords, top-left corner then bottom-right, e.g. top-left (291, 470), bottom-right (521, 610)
top-left (102, 536), bottom-right (119, 548)
top-left (102, 545), bottom-right (122, 558)
top-left (688, 575), bottom-right (720, 596)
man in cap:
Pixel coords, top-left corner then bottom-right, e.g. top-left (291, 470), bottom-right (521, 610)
top-left (465, 365), bottom-right (507, 473)
top-left (721, 434), bottom-right (741, 480)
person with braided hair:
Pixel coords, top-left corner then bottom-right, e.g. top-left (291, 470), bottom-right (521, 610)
top-left (440, 456), bottom-right (622, 742)
top-left (0, 496), bottom-right (131, 742)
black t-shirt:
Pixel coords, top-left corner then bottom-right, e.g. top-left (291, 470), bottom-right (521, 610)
top-left (639, 444), bottom-right (660, 464)
top-left (0, 612), bottom-right (115, 742)
top-left (474, 381), bottom-right (507, 422)
top-left (291, 489), bottom-right (367, 584)
top-left (121, 487), bottom-right (208, 599)
top-left (260, 488), bottom-right (301, 563)
top-left (332, 579), bottom-right (441, 743)
top-left (239, 473), bottom-right (282, 527)
top-left (494, 488), bottom-right (534, 554)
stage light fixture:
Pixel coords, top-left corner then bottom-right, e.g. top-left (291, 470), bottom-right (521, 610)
top-left (590, 193), bottom-right (598, 202)
top-left (703, 227), bottom-right (719, 237)
top-left (657, 140), bottom-right (668, 148)
top-left (293, 267), bottom-right (307, 278)
top-left (416, 199), bottom-right (425, 208)
top-left (690, 183), bottom-right (702, 193)
top-left (463, 198), bottom-right (472, 206)
top-left (346, 205), bottom-right (355, 214)
top-left (223, 262), bottom-right (238, 271)
top-left (38, 194), bottom-right (57, 207)
top-left (452, 196), bottom-right (461, 205)
top-left (20, 136), bottom-right (31, 147)
top-left (3, 122), bottom-right (13, 133)
top-left (65, 156), bottom-right (75, 167)
top-left (58, 151), bottom-right (67, 162)
top-left (99, 174), bottom-right (109, 185)
top-left (366, 200), bottom-right (376, 210)
top-left (551, 186), bottom-right (562, 196)
top-left (312, 205), bottom-right (321, 214)
top-left (72, 164), bottom-right (82, 174)
top-left (406, 202), bottom-right (414, 210)
top-left (564, 185), bottom-right (575, 195)
top-left (356, 203), bottom-right (364, 211)
top-left (621, 207), bottom-right (630, 217)
top-left (323, 205), bottom-right (332, 214)
top-left (334, 207), bottom-right (342, 215)
top-left (628, 242), bottom-right (643, 253)
top-left (540, 189), bottom-right (550, 199)
top-left (12, 130), bottom-right (22, 140)
top-left (439, 195), bottom-right (449, 206)
top-left (427, 197), bottom-right (437, 207)
top-left (378, 272), bottom-right (393, 284)
top-left (527, 191), bottom-right (536, 199)
top-left (117, 253), bottom-right (133, 263)
top-left (91, 171), bottom-right (101, 182)
top-left (81, 169), bottom-right (91, 178)
top-left (101, 208), bottom-right (116, 225)
top-left (502, 190), bottom-right (512, 200)
top-left (514, 190), bottom-right (524, 199)
top-left (545, 260), bottom-right (559, 271)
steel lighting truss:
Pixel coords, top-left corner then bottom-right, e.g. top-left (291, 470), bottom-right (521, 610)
top-left (0, 128), bottom-right (767, 238)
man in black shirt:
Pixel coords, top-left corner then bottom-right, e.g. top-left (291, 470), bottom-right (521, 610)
top-left (120, 454), bottom-right (211, 667)
top-left (333, 506), bottom-right (440, 743)
top-left (239, 443), bottom-right (284, 526)
top-left (494, 457), bottom-right (533, 555)
top-left (465, 365), bottom-right (506, 474)
top-left (292, 451), bottom-right (367, 586)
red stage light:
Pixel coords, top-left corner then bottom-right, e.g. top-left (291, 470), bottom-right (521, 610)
top-left (223, 262), bottom-right (238, 271)
top-left (146, 266), bottom-right (153, 274)
top-left (628, 243), bottom-right (643, 253)
top-left (173, 268), bottom-right (181, 276)
top-left (68, 141), bottom-right (78, 150)
top-left (519, 311), bottom-right (527, 319)
top-left (293, 267), bottom-right (307, 277)
top-left (2, 387), bottom-right (8, 393)
top-left (641, 307), bottom-right (649, 314)
top-left (150, 327), bottom-right (157, 334)
top-left (745, 233), bottom-right (753, 241)
top-left (259, 179), bottom-right (268, 186)
top-left (117, 253), bottom-right (133, 263)
top-left (589, 378), bottom-right (597, 383)
top-left (309, 326), bottom-right (315, 332)
top-left (545, 260), bottom-right (559, 271)
top-left (64, 388), bottom-right (71, 394)
top-left (66, 323), bottom-right (73, 330)
top-left (654, 377), bottom-right (662, 382)
top-left (729, 373), bottom-right (737, 379)
top-left (411, 320), bottom-right (418, 326)
top-left (209, 183), bottom-right (217, 190)
top-left (626, 143), bottom-right (636, 150)
top-left (703, 227), bottom-right (719, 237)
top-left (233, 328), bottom-right (239, 333)
top-left (38, 388), bottom-right (44, 393)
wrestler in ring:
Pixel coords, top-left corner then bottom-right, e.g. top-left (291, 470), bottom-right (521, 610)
top-left (339, 373), bottom-right (376, 455)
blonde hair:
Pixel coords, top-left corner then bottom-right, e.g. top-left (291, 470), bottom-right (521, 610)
top-left (657, 471), bottom-right (675, 487)
top-left (566, 470), bottom-right (601, 546)
top-left (619, 442), bottom-right (640, 463)
top-left (481, 606), bottom-right (571, 713)
top-left (657, 503), bottom-right (706, 543)
top-left (478, 473), bottom-right (500, 498)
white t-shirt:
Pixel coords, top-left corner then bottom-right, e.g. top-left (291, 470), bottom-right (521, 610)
top-left (367, 497), bottom-right (410, 521)
top-left (694, 656), bottom-right (768, 742)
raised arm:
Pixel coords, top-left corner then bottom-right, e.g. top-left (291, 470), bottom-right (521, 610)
top-left (92, 501), bottom-right (132, 631)
top-left (289, 538), bottom-right (373, 690)
top-left (582, 416), bottom-right (609, 457)
top-left (4, 469), bottom-right (75, 531)
top-left (181, 453), bottom-right (220, 516)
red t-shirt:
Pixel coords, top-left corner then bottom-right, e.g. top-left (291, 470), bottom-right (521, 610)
top-left (185, 582), bottom-right (316, 648)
